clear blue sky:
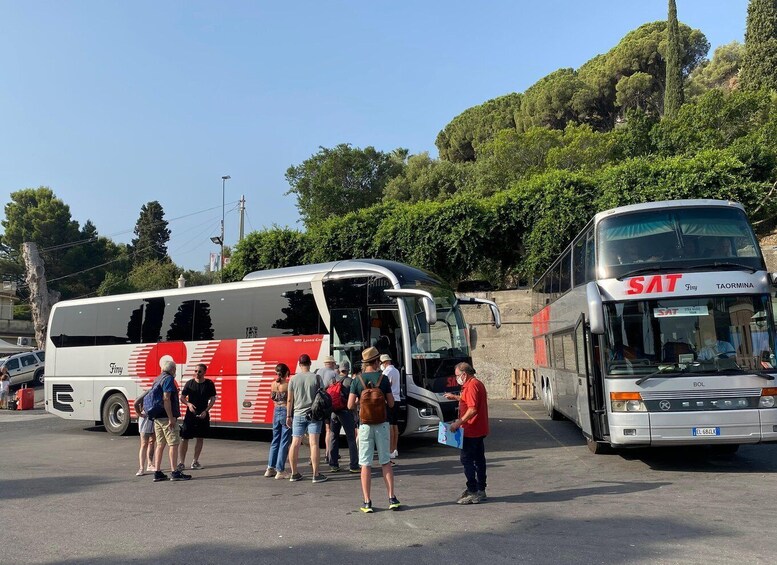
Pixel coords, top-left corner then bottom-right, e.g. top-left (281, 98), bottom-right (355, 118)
top-left (0, 0), bottom-right (749, 271)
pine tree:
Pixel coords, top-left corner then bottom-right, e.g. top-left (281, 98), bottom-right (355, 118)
top-left (740, 0), bottom-right (777, 90)
top-left (131, 201), bottom-right (170, 264)
top-left (664, 0), bottom-right (684, 117)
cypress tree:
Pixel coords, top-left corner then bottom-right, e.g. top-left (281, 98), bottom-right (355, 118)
top-left (740, 0), bottom-right (777, 90)
top-left (664, 0), bottom-right (684, 117)
top-left (131, 201), bottom-right (171, 264)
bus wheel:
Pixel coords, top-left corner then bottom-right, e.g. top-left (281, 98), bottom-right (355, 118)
top-left (586, 437), bottom-right (609, 454)
top-left (544, 384), bottom-right (563, 421)
top-left (102, 393), bottom-right (130, 436)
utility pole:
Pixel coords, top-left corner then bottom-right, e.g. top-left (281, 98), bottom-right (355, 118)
top-left (238, 195), bottom-right (246, 242)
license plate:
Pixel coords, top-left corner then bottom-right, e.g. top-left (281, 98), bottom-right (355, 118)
top-left (693, 427), bottom-right (720, 436)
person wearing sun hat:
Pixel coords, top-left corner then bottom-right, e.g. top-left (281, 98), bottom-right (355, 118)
top-left (348, 346), bottom-right (400, 513)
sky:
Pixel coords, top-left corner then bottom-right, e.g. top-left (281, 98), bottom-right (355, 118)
top-left (0, 0), bottom-right (750, 272)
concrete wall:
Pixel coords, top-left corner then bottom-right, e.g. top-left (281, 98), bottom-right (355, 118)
top-left (0, 319), bottom-right (35, 344)
top-left (461, 289), bottom-right (534, 400)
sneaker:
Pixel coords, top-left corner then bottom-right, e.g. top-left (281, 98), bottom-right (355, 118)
top-left (170, 470), bottom-right (192, 481)
top-left (135, 469), bottom-right (145, 477)
top-left (349, 467), bottom-right (361, 474)
top-left (389, 496), bottom-right (401, 510)
top-left (360, 500), bottom-right (374, 513)
top-left (390, 450), bottom-right (398, 459)
top-left (146, 463), bottom-right (156, 472)
top-left (191, 461), bottom-right (202, 470)
top-left (153, 471), bottom-right (168, 482)
top-left (263, 467), bottom-right (276, 478)
top-left (329, 465), bottom-right (341, 473)
top-left (477, 490), bottom-right (487, 501)
top-left (456, 491), bottom-right (481, 505)
top-left (176, 463), bottom-right (185, 472)
top-left (312, 473), bottom-right (328, 483)
top-left (274, 471), bottom-right (290, 480)
top-left (289, 473), bottom-right (303, 482)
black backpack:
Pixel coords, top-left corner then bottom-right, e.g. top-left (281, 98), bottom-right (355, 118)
top-left (308, 374), bottom-right (332, 421)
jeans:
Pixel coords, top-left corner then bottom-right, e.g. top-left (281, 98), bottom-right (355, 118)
top-left (268, 405), bottom-right (291, 472)
top-left (329, 410), bottom-right (358, 470)
top-left (460, 435), bottom-right (487, 493)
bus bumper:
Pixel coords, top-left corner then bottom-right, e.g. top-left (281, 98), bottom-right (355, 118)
top-left (610, 410), bottom-right (777, 446)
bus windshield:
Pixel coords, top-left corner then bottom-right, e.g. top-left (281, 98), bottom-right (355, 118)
top-left (598, 207), bottom-right (763, 279)
top-left (404, 292), bottom-right (470, 360)
top-left (604, 294), bottom-right (777, 376)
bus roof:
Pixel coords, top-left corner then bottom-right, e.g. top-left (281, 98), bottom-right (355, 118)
top-left (50, 259), bottom-right (445, 310)
top-left (594, 199), bottom-right (744, 224)
top-left (243, 258), bottom-right (443, 287)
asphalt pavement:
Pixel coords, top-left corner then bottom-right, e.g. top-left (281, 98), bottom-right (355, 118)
top-left (2, 399), bottom-right (777, 564)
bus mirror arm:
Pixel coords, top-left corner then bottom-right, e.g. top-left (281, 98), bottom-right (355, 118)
top-left (385, 289), bottom-right (437, 325)
top-left (456, 296), bottom-right (502, 329)
top-left (586, 281), bottom-right (605, 335)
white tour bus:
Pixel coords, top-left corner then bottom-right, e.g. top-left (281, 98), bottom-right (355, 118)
top-left (532, 199), bottom-right (777, 453)
top-left (45, 259), bottom-right (500, 435)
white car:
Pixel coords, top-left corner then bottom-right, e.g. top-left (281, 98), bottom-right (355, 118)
top-left (0, 350), bottom-right (45, 387)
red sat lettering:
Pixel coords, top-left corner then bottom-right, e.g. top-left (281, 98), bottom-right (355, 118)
top-left (626, 274), bottom-right (682, 295)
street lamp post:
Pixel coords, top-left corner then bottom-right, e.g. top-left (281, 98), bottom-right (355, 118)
top-left (220, 175), bottom-right (230, 270)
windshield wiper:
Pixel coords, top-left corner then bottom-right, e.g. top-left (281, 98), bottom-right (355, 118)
top-left (616, 266), bottom-right (681, 281)
top-left (751, 370), bottom-right (775, 381)
top-left (711, 262), bottom-right (757, 273)
top-left (635, 364), bottom-right (687, 385)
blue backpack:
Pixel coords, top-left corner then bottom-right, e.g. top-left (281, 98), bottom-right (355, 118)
top-left (142, 374), bottom-right (168, 419)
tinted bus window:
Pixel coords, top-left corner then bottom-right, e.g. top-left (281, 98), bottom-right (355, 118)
top-left (95, 300), bottom-right (144, 345)
top-left (52, 304), bottom-right (98, 347)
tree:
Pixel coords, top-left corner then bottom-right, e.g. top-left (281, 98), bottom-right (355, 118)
top-left (1, 187), bottom-right (80, 252)
top-left (664, 0), bottom-right (685, 117)
top-left (131, 201), bottom-right (170, 264)
top-left (435, 93), bottom-right (522, 162)
top-left (383, 153), bottom-right (472, 203)
top-left (686, 42), bottom-right (744, 98)
top-left (740, 0), bottom-right (777, 91)
top-left (285, 144), bottom-right (406, 227)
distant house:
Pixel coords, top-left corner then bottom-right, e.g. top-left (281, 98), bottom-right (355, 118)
top-left (0, 282), bottom-right (18, 320)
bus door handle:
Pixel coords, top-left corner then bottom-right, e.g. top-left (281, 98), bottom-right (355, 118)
top-left (578, 378), bottom-right (583, 385)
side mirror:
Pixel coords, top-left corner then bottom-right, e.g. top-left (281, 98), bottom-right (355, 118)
top-left (468, 324), bottom-right (478, 350)
top-left (586, 281), bottom-right (605, 335)
top-left (771, 273), bottom-right (777, 286)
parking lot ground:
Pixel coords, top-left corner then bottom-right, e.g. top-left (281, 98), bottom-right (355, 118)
top-left (2, 399), bottom-right (777, 564)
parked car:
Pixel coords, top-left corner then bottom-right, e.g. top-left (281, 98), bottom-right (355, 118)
top-left (0, 350), bottom-right (45, 387)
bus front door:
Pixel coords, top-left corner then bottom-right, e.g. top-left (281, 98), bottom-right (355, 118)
top-left (574, 315), bottom-right (594, 438)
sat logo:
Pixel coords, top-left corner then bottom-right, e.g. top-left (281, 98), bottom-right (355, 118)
top-left (626, 274), bottom-right (683, 295)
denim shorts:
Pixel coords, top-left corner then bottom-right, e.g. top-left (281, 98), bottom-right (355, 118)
top-left (292, 414), bottom-right (323, 437)
top-left (138, 415), bottom-right (154, 435)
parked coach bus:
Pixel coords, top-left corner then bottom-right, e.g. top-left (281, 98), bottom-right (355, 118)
top-left (45, 259), bottom-right (500, 435)
top-left (532, 199), bottom-right (777, 453)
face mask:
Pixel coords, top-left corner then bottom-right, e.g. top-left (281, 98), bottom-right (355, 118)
top-left (456, 375), bottom-right (466, 386)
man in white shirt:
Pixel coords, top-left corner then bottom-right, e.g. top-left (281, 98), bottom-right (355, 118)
top-left (380, 354), bottom-right (401, 459)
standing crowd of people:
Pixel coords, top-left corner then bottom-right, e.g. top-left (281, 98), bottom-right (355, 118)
top-left (133, 347), bottom-right (490, 511)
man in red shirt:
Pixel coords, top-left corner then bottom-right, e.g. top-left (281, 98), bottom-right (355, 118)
top-left (445, 362), bottom-right (489, 504)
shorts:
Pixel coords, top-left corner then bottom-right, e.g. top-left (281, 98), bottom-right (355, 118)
top-left (138, 415), bottom-right (154, 435)
top-left (357, 421), bottom-right (390, 467)
top-left (389, 403), bottom-right (400, 425)
top-left (292, 414), bottom-right (323, 438)
top-left (180, 413), bottom-right (210, 439)
top-left (154, 418), bottom-right (181, 446)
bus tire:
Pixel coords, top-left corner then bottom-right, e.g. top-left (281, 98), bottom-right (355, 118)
top-left (33, 369), bottom-right (44, 387)
top-left (102, 393), bottom-right (131, 436)
top-left (543, 383), bottom-right (563, 421)
top-left (586, 437), bottom-right (609, 454)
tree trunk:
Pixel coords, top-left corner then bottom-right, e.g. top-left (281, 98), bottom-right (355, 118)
top-left (21, 242), bottom-right (60, 350)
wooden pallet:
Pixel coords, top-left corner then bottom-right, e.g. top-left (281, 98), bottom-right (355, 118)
top-left (511, 368), bottom-right (536, 400)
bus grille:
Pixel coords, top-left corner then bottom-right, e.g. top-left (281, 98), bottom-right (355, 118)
top-left (640, 388), bottom-right (762, 400)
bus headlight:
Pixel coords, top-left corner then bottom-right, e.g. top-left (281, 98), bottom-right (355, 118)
top-left (610, 392), bottom-right (646, 412)
top-left (760, 388), bottom-right (777, 408)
